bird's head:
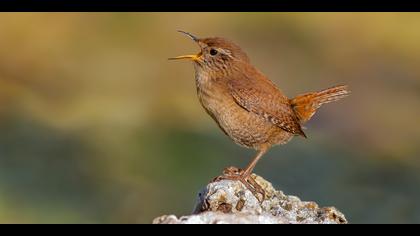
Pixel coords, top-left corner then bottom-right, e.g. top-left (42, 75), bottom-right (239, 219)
top-left (169, 31), bottom-right (250, 73)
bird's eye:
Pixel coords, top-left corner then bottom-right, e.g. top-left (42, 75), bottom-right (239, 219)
top-left (210, 48), bottom-right (218, 56)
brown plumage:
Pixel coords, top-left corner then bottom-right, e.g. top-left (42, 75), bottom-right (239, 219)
top-left (290, 85), bottom-right (350, 123)
top-left (170, 31), bottom-right (350, 198)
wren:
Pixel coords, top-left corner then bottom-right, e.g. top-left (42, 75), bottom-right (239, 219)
top-left (170, 31), bottom-right (350, 199)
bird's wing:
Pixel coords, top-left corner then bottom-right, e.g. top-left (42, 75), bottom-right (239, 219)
top-left (228, 68), bottom-right (306, 137)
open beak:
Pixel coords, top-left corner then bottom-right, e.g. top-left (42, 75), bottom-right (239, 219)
top-left (168, 31), bottom-right (202, 61)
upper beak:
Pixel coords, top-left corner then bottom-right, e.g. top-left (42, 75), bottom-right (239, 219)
top-left (177, 30), bottom-right (198, 42)
top-left (168, 30), bottom-right (201, 61)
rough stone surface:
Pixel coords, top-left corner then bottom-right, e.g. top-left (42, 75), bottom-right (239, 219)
top-left (153, 174), bottom-right (347, 224)
top-left (152, 212), bottom-right (289, 224)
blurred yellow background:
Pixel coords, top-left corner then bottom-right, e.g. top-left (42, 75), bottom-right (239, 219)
top-left (0, 13), bottom-right (419, 223)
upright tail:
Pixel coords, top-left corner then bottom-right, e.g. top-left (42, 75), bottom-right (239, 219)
top-left (290, 85), bottom-right (350, 123)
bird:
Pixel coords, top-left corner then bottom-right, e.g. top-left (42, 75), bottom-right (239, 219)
top-left (169, 31), bottom-right (350, 199)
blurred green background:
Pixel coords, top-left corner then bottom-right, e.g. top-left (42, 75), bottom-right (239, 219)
top-left (0, 13), bottom-right (419, 224)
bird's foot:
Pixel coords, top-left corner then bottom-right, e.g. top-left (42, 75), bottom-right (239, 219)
top-left (212, 166), bottom-right (265, 202)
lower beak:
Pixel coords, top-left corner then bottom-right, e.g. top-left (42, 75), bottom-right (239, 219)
top-left (168, 53), bottom-right (201, 61)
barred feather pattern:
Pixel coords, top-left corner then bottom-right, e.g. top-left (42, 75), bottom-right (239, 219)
top-left (290, 85), bottom-right (350, 123)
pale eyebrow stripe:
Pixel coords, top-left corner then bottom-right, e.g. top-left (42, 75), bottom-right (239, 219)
top-left (218, 48), bottom-right (234, 59)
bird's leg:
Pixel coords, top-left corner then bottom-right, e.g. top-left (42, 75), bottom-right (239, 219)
top-left (212, 147), bottom-right (269, 201)
top-left (240, 148), bottom-right (268, 200)
top-left (242, 147), bottom-right (268, 178)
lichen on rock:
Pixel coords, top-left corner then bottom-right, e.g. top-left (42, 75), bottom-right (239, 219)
top-left (154, 174), bottom-right (347, 224)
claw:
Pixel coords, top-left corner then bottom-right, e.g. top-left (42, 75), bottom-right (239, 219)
top-left (212, 166), bottom-right (266, 202)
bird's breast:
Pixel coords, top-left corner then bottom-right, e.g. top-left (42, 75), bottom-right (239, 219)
top-left (195, 70), bottom-right (230, 119)
top-left (194, 70), bottom-right (276, 149)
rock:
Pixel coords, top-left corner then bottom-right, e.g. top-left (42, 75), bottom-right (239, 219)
top-left (153, 174), bottom-right (347, 224)
top-left (153, 212), bottom-right (289, 224)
